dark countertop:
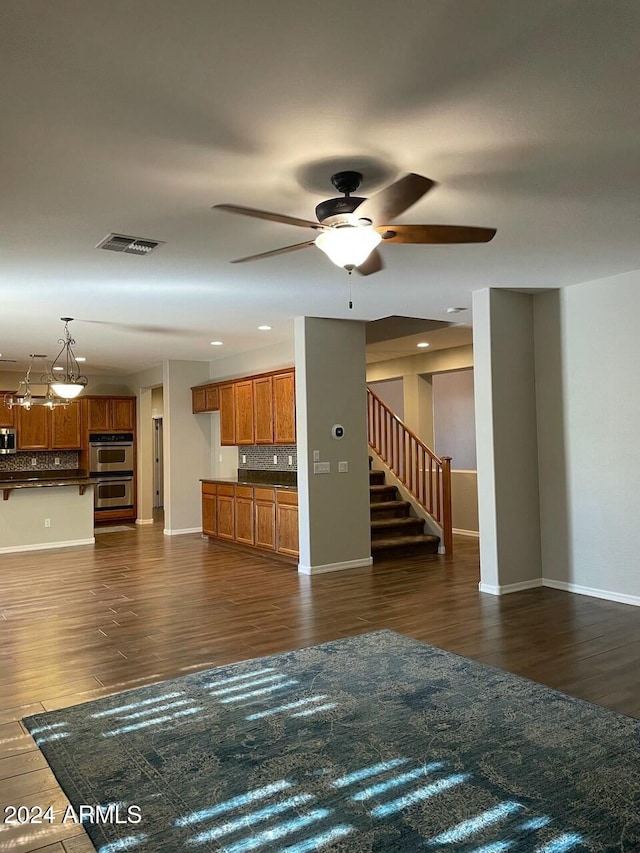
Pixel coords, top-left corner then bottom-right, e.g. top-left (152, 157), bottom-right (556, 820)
top-left (0, 469), bottom-right (93, 490)
top-left (201, 475), bottom-right (297, 491)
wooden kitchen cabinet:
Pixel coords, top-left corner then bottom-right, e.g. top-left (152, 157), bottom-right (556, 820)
top-left (235, 486), bottom-right (254, 545)
top-left (234, 381), bottom-right (255, 445)
top-left (276, 490), bottom-right (299, 556)
top-left (16, 405), bottom-right (50, 450)
top-left (86, 396), bottom-right (135, 431)
top-left (202, 483), bottom-right (217, 536)
top-left (0, 398), bottom-right (14, 428)
top-left (51, 401), bottom-right (81, 449)
top-left (254, 487), bottom-right (276, 551)
top-left (253, 376), bottom-right (274, 444)
top-left (217, 485), bottom-right (235, 540)
top-left (219, 384), bottom-right (236, 446)
top-left (192, 384), bottom-right (220, 414)
top-left (273, 371), bottom-right (296, 444)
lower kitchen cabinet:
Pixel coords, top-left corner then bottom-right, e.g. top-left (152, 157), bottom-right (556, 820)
top-left (235, 486), bottom-right (254, 545)
top-left (202, 483), bottom-right (217, 536)
top-left (276, 490), bottom-right (299, 557)
top-left (216, 485), bottom-right (235, 540)
top-left (201, 481), bottom-right (297, 560)
top-left (254, 488), bottom-right (276, 551)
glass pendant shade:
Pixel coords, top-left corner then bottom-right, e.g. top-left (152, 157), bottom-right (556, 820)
top-left (314, 226), bottom-right (382, 270)
top-left (50, 382), bottom-right (84, 400)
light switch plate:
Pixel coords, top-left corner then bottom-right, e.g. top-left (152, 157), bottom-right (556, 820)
top-left (313, 461), bottom-right (330, 474)
top-left (338, 461), bottom-right (348, 473)
top-left (313, 450), bottom-right (320, 462)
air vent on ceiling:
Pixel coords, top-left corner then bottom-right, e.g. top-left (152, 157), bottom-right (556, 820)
top-left (97, 233), bottom-right (164, 255)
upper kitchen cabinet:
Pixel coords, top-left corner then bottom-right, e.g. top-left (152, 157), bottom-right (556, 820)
top-left (253, 376), bottom-right (274, 445)
top-left (85, 396), bottom-right (135, 431)
top-left (50, 400), bottom-right (81, 449)
top-left (273, 371), bottom-right (296, 444)
top-left (219, 384), bottom-right (236, 445)
top-left (0, 400), bottom-right (14, 428)
top-left (16, 405), bottom-right (50, 450)
top-left (192, 384), bottom-right (219, 414)
top-left (234, 380), bottom-right (255, 445)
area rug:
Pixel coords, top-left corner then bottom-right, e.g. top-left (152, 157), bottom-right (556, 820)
top-left (24, 631), bottom-right (640, 853)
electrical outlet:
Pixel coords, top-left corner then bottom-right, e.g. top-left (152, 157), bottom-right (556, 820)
top-left (54, 457), bottom-right (61, 466)
top-left (313, 450), bottom-right (320, 462)
top-left (338, 461), bottom-right (348, 473)
top-left (242, 454), bottom-right (246, 464)
top-left (31, 457), bottom-right (37, 466)
top-left (273, 455), bottom-right (278, 464)
top-left (288, 455), bottom-right (293, 466)
top-left (44, 518), bottom-right (51, 528)
top-left (219, 454), bottom-right (223, 462)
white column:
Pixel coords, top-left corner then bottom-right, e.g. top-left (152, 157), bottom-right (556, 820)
top-left (295, 317), bottom-right (372, 574)
top-left (473, 289), bottom-right (542, 594)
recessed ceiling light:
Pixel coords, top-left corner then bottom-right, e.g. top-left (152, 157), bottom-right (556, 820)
top-left (53, 366), bottom-right (64, 371)
top-left (417, 342), bottom-right (430, 348)
top-left (258, 325), bottom-right (272, 331)
top-left (75, 356), bottom-right (86, 362)
top-left (210, 341), bottom-right (224, 346)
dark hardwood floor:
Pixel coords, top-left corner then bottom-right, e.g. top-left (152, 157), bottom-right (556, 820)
top-left (1, 521), bottom-right (640, 851)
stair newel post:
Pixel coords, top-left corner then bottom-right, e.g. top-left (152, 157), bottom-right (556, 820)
top-left (441, 456), bottom-right (453, 554)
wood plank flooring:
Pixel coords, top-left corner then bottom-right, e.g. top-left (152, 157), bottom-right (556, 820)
top-left (1, 520), bottom-right (640, 851)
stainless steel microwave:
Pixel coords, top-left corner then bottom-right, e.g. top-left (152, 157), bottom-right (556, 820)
top-left (0, 428), bottom-right (17, 454)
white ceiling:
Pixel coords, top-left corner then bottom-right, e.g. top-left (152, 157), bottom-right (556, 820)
top-left (2, 1), bottom-right (640, 374)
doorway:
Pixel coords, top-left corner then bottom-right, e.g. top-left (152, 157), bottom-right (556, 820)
top-left (153, 417), bottom-right (164, 509)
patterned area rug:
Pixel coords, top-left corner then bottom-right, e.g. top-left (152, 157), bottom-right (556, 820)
top-left (24, 631), bottom-right (640, 853)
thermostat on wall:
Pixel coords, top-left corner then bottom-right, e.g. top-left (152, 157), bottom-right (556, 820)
top-left (331, 424), bottom-right (345, 439)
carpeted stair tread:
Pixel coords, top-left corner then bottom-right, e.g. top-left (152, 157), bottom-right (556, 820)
top-left (370, 500), bottom-right (411, 513)
top-left (371, 517), bottom-right (424, 530)
top-left (369, 484), bottom-right (398, 494)
top-left (371, 533), bottom-right (440, 552)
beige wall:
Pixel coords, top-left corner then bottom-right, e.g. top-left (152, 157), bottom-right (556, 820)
top-left (366, 344), bottom-right (473, 382)
top-left (433, 368), bottom-right (476, 470)
top-left (295, 317), bottom-right (371, 573)
top-left (163, 360), bottom-right (211, 535)
top-left (452, 471), bottom-right (479, 534)
top-left (0, 370), bottom-right (132, 396)
top-left (0, 485), bottom-right (94, 552)
top-left (473, 289), bottom-right (541, 593)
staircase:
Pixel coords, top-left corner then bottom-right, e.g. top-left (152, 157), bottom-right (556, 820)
top-left (369, 469), bottom-right (440, 560)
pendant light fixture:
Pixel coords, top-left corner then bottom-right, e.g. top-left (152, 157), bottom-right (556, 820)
top-left (3, 355), bottom-right (68, 410)
top-left (49, 318), bottom-right (88, 400)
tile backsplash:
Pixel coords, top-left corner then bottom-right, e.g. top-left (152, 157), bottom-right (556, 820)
top-left (238, 445), bottom-right (297, 472)
top-left (0, 451), bottom-right (79, 472)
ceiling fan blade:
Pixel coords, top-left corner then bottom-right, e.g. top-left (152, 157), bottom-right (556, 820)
top-left (213, 204), bottom-right (322, 230)
top-left (378, 224), bottom-right (497, 244)
top-left (230, 240), bottom-right (316, 264)
top-left (354, 174), bottom-right (436, 225)
top-left (356, 249), bottom-right (384, 276)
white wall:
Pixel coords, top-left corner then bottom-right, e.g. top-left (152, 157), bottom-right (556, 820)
top-left (535, 271), bottom-right (640, 602)
top-left (368, 378), bottom-right (404, 419)
top-left (433, 369), bottom-right (477, 470)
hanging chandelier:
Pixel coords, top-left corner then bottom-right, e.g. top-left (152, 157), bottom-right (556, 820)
top-left (49, 318), bottom-right (88, 400)
top-left (3, 354), bottom-right (68, 410)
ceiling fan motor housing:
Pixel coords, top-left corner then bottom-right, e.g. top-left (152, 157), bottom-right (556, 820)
top-left (315, 196), bottom-right (366, 225)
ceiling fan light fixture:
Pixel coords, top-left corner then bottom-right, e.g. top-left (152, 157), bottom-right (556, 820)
top-left (314, 226), bottom-right (382, 271)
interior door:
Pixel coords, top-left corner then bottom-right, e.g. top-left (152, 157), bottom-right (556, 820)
top-left (153, 417), bottom-right (163, 508)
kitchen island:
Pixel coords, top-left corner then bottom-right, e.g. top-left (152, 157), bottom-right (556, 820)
top-left (201, 473), bottom-right (298, 563)
top-left (0, 469), bottom-right (94, 553)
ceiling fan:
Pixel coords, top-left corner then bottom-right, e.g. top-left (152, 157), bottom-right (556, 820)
top-left (213, 171), bottom-right (496, 276)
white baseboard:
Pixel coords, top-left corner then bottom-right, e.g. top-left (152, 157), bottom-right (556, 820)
top-left (136, 518), bottom-right (154, 525)
top-left (479, 578), bottom-right (543, 596)
top-left (163, 527), bottom-right (202, 536)
top-left (0, 537), bottom-right (95, 554)
top-left (298, 556), bottom-right (373, 575)
top-left (453, 528), bottom-right (479, 538)
top-left (543, 578), bottom-right (640, 608)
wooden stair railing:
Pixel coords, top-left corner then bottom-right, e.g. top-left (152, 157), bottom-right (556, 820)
top-left (367, 387), bottom-right (453, 554)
